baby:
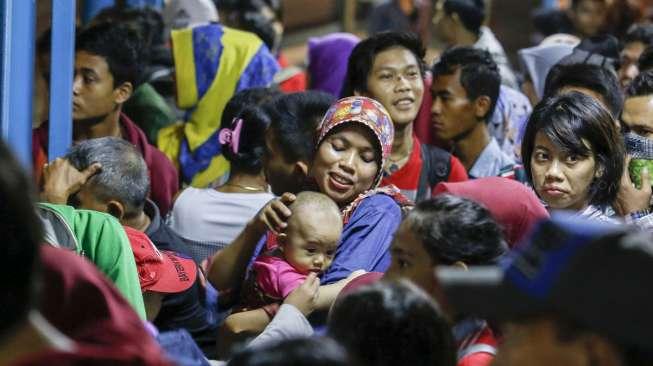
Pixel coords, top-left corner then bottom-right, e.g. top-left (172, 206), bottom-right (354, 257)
top-left (239, 191), bottom-right (344, 309)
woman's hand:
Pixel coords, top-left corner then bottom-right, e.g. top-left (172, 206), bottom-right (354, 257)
top-left (615, 156), bottom-right (652, 216)
top-left (255, 193), bottom-right (296, 234)
top-left (284, 272), bottom-right (320, 316)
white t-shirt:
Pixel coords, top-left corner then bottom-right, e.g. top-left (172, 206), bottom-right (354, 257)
top-left (168, 187), bottom-right (274, 262)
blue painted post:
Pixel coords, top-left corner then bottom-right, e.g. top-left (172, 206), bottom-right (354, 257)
top-left (0, 0), bottom-right (36, 167)
top-left (48, 0), bottom-right (76, 160)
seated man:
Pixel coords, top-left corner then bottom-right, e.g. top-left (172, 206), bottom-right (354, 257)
top-left (431, 47), bottom-right (522, 180)
top-left (342, 31), bottom-right (468, 202)
top-left (36, 201), bottom-right (146, 319)
top-left (40, 137), bottom-right (219, 358)
top-left (33, 22), bottom-right (179, 215)
top-left (0, 139), bottom-right (170, 365)
top-left (439, 213), bottom-right (653, 365)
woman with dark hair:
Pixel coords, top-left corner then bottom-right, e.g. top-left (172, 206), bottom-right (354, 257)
top-left (169, 89), bottom-right (278, 262)
top-left (521, 91), bottom-right (624, 221)
top-left (208, 96), bottom-right (410, 355)
top-left (328, 280), bottom-right (456, 366)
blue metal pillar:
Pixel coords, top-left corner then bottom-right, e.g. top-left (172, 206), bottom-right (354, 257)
top-left (48, 0), bottom-right (76, 160)
top-left (0, 0), bottom-right (36, 167)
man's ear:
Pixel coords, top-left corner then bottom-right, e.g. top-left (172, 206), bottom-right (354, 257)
top-left (294, 160), bottom-right (310, 179)
top-left (473, 95), bottom-right (492, 119)
top-left (113, 81), bottom-right (133, 104)
top-left (106, 200), bottom-right (126, 221)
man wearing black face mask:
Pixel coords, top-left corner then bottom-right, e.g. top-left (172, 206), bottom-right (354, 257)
top-left (33, 22), bottom-right (179, 216)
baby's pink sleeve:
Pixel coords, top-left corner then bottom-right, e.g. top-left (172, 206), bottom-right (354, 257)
top-left (276, 264), bottom-right (308, 298)
top-left (253, 257), bottom-right (284, 299)
top-left (253, 256), bottom-right (307, 299)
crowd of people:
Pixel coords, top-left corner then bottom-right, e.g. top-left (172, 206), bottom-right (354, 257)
top-left (5, 0), bottom-right (653, 364)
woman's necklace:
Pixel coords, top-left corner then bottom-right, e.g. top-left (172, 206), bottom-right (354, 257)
top-left (223, 183), bottom-right (267, 192)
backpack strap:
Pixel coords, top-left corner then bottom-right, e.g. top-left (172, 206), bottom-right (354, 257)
top-left (416, 143), bottom-right (451, 202)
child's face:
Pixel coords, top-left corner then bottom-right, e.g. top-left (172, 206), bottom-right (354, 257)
top-left (385, 221), bottom-right (437, 295)
top-left (281, 212), bottom-right (342, 275)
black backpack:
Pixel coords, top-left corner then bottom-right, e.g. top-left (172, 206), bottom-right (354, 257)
top-left (415, 143), bottom-right (452, 202)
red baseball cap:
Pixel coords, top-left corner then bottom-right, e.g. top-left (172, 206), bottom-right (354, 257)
top-left (123, 226), bottom-right (197, 294)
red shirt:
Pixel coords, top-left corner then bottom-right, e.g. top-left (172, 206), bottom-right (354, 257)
top-left (381, 135), bottom-right (468, 202)
top-left (277, 53), bottom-right (307, 93)
top-left (35, 245), bottom-right (172, 365)
top-left (457, 324), bottom-right (498, 366)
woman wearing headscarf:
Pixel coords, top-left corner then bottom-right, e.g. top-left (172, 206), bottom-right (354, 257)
top-left (207, 97), bottom-right (410, 348)
top-left (157, 22), bottom-right (279, 187)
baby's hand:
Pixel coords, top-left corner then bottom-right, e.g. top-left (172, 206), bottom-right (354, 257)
top-left (256, 193), bottom-right (296, 234)
top-left (284, 272), bottom-right (320, 316)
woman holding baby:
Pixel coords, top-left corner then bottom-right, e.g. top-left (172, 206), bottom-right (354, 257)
top-left (208, 96), bottom-right (407, 355)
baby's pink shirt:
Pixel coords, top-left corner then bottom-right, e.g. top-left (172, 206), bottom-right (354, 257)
top-left (252, 254), bottom-right (307, 299)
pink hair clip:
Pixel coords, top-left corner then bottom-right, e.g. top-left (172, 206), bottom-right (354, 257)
top-left (218, 118), bottom-right (243, 154)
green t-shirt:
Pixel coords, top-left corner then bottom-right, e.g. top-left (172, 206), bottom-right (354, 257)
top-left (37, 203), bottom-right (146, 319)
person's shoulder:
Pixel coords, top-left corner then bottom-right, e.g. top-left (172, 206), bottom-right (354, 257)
top-left (360, 191), bottom-right (402, 208)
top-left (350, 191), bottom-right (403, 219)
top-left (173, 187), bottom-right (210, 203)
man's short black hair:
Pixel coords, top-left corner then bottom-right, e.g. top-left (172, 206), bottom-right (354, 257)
top-left (521, 92), bottom-right (624, 207)
top-left (405, 195), bottom-right (507, 266)
top-left (431, 46), bottom-right (501, 121)
top-left (544, 62), bottom-right (623, 117)
top-left (638, 45), bottom-right (653, 72)
top-left (623, 23), bottom-right (653, 47)
top-left (75, 22), bottom-right (143, 88)
top-left (341, 31), bottom-right (425, 97)
top-left (626, 69), bottom-right (653, 98)
top-left (264, 91), bottom-right (335, 163)
top-left (0, 140), bottom-right (43, 337)
top-left (443, 0), bottom-right (485, 35)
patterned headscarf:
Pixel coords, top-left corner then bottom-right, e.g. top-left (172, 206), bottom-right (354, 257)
top-left (316, 96), bottom-right (394, 188)
top-left (157, 23), bottom-right (279, 187)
